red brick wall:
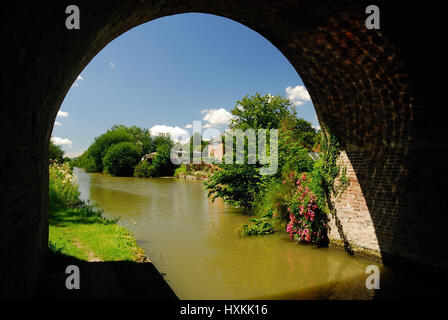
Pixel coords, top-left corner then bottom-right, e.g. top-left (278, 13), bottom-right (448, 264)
top-left (328, 150), bottom-right (381, 257)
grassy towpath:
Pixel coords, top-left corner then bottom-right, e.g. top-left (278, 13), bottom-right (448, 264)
top-left (37, 163), bottom-right (177, 299)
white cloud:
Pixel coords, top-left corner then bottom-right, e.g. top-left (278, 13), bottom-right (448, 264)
top-left (77, 75), bottom-right (84, 81)
top-left (201, 108), bottom-right (233, 127)
top-left (285, 85), bottom-right (311, 107)
top-left (57, 111), bottom-right (69, 118)
top-left (72, 82), bottom-right (79, 87)
top-left (54, 121), bottom-right (62, 126)
top-left (51, 137), bottom-right (73, 147)
top-left (109, 62), bottom-right (115, 69)
top-left (202, 123), bottom-right (214, 129)
top-left (312, 125), bottom-right (321, 130)
top-left (185, 124), bottom-right (193, 129)
top-left (65, 150), bottom-right (85, 158)
top-left (149, 125), bottom-right (189, 143)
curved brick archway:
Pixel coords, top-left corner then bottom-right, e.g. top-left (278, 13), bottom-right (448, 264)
top-left (1, 1), bottom-right (447, 298)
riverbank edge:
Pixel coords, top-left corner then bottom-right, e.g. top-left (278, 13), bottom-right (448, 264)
top-left (329, 238), bottom-right (383, 262)
top-left (46, 205), bottom-right (178, 299)
top-left (175, 173), bottom-right (209, 181)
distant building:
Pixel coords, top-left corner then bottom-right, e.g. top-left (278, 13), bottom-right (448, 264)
top-left (207, 135), bottom-right (224, 161)
top-left (141, 152), bottom-right (157, 163)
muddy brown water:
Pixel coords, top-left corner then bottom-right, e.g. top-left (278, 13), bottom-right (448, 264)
top-left (75, 168), bottom-right (429, 300)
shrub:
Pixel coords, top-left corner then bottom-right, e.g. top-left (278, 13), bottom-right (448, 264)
top-left (134, 161), bottom-right (155, 178)
top-left (253, 180), bottom-right (290, 220)
top-left (286, 173), bottom-right (328, 246)
top-left (150, 144), bottom-right (177, 177)
top-left (49, 141), bottom-right (64, 163)
top-left (49, 162), bottom-right (83, 210)
top-left (205, 163), bottom-right (266, 210)
top-left (235, 210), bottom-right (275, 236)
top-left (87, 128), bottom-right (135, 172)
top-left (49, 162), bottom-right (119, 230)
top-left (102, 142), bottom-right (142, 177)
top-left (174, 165), bottom-right (187, 177)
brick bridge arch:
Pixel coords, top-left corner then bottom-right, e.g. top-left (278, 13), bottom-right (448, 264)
top-left (1, 1), bottom-right (446, 298)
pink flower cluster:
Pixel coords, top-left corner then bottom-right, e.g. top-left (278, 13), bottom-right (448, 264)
top-left (286, 173), bottom-right (326, 244)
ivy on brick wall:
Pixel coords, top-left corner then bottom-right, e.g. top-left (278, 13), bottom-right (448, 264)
top-left (311, 124), bottom-right (350, 213)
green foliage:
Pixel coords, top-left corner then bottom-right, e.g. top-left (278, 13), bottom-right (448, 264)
top-left (49, 141), bottom-right (64, 163)
top-left (151, 143), bottom-right (177, 177)
top-left (49, 162), bottom-right (83, 210)
top-left (205, 93), bottom-right (349, 248)
top-left (103, 142), bottom-right (142, 177)
top-left (205, 164), bottom-right (267, 210)
top-left (48, 162), bottom-right (146, 262)
top-left (253, 180), bottom-right (290, 221)
top-left (74, 154), bottom-right (97, 172)
top-left (134, 161), bottom-right (156, 178)
top-left (75, 125), bottom-right (177, 178)
top-left (152, 133), bottom-right (173, 153)
top-left (205, 93), bottom-right (318, 211)
top-left (235, 210), bottom-right (275, 236)
top-left (48, 162), bottom-right (113, 224)
top-left (110, 125), bottom-right (153, 154)
top-left (278, 119), bottom-right (314, 176)
top-left (134, 144), bottom-right (178, 178)
top-left (335, 166), bottom-right (350, 197)
top-left (230, 93), bottom-right (292, 130)
top-left (87, 128), bottom-right (135, 172)
top-left (173, 165), bottom-right (188, 177)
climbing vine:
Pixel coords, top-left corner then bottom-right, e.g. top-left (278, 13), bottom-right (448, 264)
top-left (318, 124), bottom-right (350, 202)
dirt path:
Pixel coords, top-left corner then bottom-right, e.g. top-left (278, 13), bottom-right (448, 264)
top-left (73, 238), bottom-right (102, 262)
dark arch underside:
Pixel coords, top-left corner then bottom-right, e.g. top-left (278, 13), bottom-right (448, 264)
top-left (0, 0), bottom-right (447, 298)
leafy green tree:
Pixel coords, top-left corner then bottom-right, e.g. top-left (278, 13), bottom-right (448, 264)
top-left (206, 93), bottom-right (317, 210)
top-left (151, 133), bottom-right (173, 153)
top-left (230, 93), bottom-right (292, 130)
top-left (102, 142), bottom-right (142, 177)
top-left (87, 128), bottom-right (135, 172)
top-left (111, 125), bottom-right (153, 154)
top-left (278, 116), bottom-right (314, 175)
top-left (205, 164), bottom-right (267, 210)
top-left (151, 144), bottom-right (177, 177)
top-left (74, 153), bottom-right (97, 172)
top-left (49, 141), bottom-right (64, 163)
top-left (206, 93), bottom-right (293, 209)
top-left (134, 161), bottom-right (155, 178)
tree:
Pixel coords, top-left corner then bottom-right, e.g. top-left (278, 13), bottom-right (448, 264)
top-left (278, 116), bottom-right (315, 176)
top-left (151, 144), bottom-right (177, 177)
top-left (86, 128), bottom-right (135, 172)
top-left (151, 133), bottom-right (173, 152)
top-left (111, 125), bottom-right (153, 154)
top-left (206, 93), bottom-right (318, 210)
top-left (49, 141), bottom-right (64, 162)
top-left (102, 142), bottom-right (142, 177)
top-left (206, 93), bottom-right (293, 209)
top-left (230, 93), bottom-right (292, 130)
top-left (205, 164), bottom-right (267, 210)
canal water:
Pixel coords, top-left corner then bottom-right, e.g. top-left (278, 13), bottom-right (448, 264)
top-left (74, 168), bottom-right (394, 300)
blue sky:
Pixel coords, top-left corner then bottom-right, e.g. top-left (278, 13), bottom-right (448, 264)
top-left (53, 13), bottom-right (318, 158)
